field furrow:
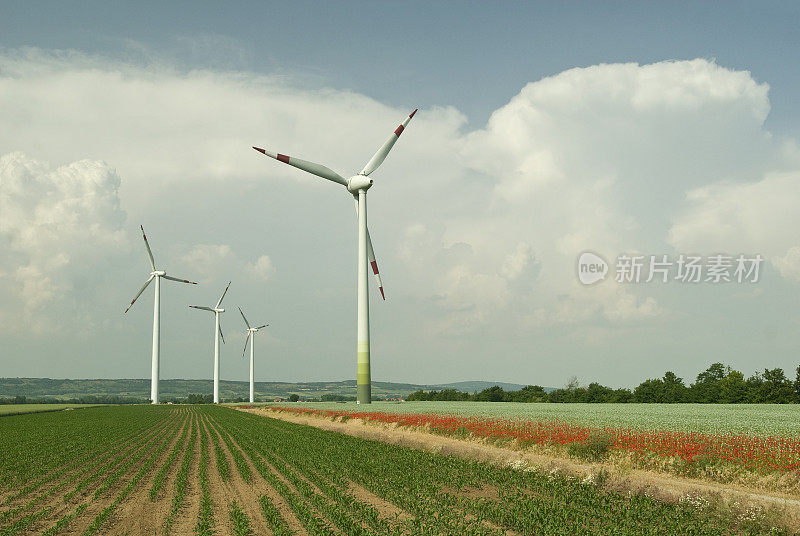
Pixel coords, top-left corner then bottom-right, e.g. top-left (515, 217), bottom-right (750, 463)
top-left (164, 412), bottom-right (202, 536)
top-left (102, 411), bottom-right (191, 535)
top-left (201, 415), bottom-right (272, 535)
top-left (26, 410), bottom-right (183, 536)
top-left (0, 413), bottom-right (175, 528)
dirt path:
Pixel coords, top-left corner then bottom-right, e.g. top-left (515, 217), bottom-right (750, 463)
top-left (242, 407), bottom-right (800, 524)
top-left (169, 413), bottom-right (203, 535)
top-left (104, 412), bottom-right (190, 535)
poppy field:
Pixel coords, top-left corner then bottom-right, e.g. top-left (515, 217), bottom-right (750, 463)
top-left (0, 405), bottom-right (791, 535)
top-left (266, 403), bottom-right (800, 475)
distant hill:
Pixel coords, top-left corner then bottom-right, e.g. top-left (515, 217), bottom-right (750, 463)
top-left (0, 378), bottom-right (554, 401)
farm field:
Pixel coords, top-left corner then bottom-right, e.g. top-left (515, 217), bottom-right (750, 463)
top-left (0, 404), bottom-right (103, 416)
top-left (0, 405), bottom-right (782, 535)
top-left (270, 401), bottom-right (800, 435)
top-left (263, 403), bottom-right (800, 476)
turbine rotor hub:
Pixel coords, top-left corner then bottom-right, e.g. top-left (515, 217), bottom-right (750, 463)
top-left (152, 270), bottom-right (166, 276)
top-left (347, 174), bottom-right (373, 194)
top-left (215, 308), bottom-right (225, 313)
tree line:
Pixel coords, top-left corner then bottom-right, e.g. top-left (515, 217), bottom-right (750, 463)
top-left (407, 363), bottom-right (800, 404)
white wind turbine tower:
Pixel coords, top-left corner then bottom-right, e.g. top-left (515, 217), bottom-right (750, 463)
top-left (190, 282), bottom-right (230, 404)
top-left (253, 109), bottom-right (417, 404)
top-left (125, 225), bottom-right (198, 404)
top-left (239, 307), bottom-right (268, 404)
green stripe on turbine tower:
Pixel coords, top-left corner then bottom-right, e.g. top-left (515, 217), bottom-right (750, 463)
top-left (357, 341), bottom-right (371, 404)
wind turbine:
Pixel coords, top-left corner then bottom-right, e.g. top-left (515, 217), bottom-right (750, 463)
top-left (190, 282), bottom-right (230, 404)
top-left (125, 226), bottom-right (197, 404)
top-left (239, 307), bottom-right (268, 404)
top-left (253, 109), bottom-right (417, 404)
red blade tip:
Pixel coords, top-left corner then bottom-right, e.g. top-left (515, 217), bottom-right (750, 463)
top-left (379, 287), bottom-right (385, 300)
top-left (409, 109), bottom-right (418, 118)
top-left (252, 147), bottom-right (266, 154)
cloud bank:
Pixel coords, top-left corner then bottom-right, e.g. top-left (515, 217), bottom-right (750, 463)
top-left (1, 49), bottom-right (798, 384)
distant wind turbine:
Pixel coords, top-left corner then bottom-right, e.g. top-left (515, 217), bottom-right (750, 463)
top-left (125, 225), bottom-right (197, 404)
top-left (253, 109), bottom-right (417, 404)
top-left (239, 307), bottom-right (268, 404)
top-left (190, 282), bottom-right (230, 404)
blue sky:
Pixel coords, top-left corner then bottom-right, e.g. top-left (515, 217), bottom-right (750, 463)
top-left (4, 1), bottom-right (799, 132)
top-left (1, 2), bottom-right (800, 389)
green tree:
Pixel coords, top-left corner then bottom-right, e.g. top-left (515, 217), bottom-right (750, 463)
top-left (584, 382), bottom-right (614, 403)
top-left (761, 368), bottom-right (794, 403)
top-left (633, 378), bottom-right (663, 403)
top-left (794, 365), bottom-right (800, 402)
top-left (691, 363), bottom-right (727, 403)
top-left (719, 369), bottom-right (748, 403)
top-left (662, 371), bottom-right (688, 403)
top-left (746, 372), bottom-right (765, 402)
top-left (506, 385), bottom-right (548, 402)
top-left (609, 388), bottom-right (634, 403)
top-left (474, 385), bottom-right (506, 402)
top-left (288, 394), bottom-right (300, 402)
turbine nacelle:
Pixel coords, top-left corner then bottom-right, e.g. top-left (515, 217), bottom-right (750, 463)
top-left (347, 175), bottom-right (373, 194)
top-left (215, 308), bottom-right (225, 313)
top-left (151, 270), bottom-right (166, 277)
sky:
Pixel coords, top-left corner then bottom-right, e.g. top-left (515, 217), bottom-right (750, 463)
top-left (1, 2), bottom-right (800, 389)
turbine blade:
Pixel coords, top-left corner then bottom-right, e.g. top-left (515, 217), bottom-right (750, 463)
top-left (353, 198), bottom-right (386, 300)
top-left (242, 332), bottom-right (250, 357)
top-left (238, 307), bottom-right (251, 329)
top-left (360, 109), bottom-right (417, 176)
top-left (189, 305), bottom-right (215, 312)
top-left (367, 229), bottom-right (385, 300)
top-left (216, 281), bottom-right (231, 308)
top-left (256, 324), bottom-right (268, 329)
top-left (140, 225), bottom-right (156, 271)
top-left (252, 147), bottom-right (348, 186)
top-left (162, 274), bottom-right (198, 284)
top-left (219, 324), bottom-right (225, 344)
top-left (125, 275), bottom-right (155, 313)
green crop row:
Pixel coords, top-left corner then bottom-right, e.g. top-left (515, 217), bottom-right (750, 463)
top-left (196, 414), bottom-right (215, 536)
top-left (0, 405), bottom-right (788, 535)
top-left (163, 413), bottom-right (198, 536)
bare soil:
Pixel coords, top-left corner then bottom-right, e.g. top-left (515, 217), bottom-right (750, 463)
top-left (205, 414), bottom-right (312, 536)
top-left (104, 413), bottom-right (190, 535)
top-left (201, 413), bottom-right (273, 536)
top-left (347, 480), bottom-right (411, 523)
top-left (19, 412), bottom-right (184, 536)
top-left (0, 414), bottom-right (174, 522)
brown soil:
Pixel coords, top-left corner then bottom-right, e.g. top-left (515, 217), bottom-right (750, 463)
top-left (56, 413), bottom-right (185, 536)
top-left (201, 414), bottom-right (273, 536)
top-left (168, 413), bottom-right (203, 535)
top-left (204, 414), bottom-right (311, 536)
top-left (244, 407), bottom-right (800, 530)
top-left (347, 480), bottom-right (411, 523)
top-left (103, 412), bottom-right (190, 535)
top-left (18, 411), bottom-right (184, 536)
top-left (0, 413), bottom-right (175, 522)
